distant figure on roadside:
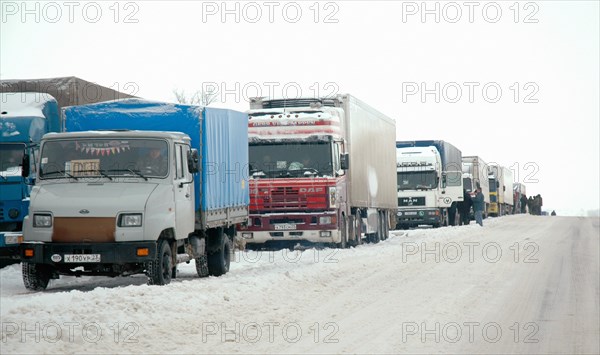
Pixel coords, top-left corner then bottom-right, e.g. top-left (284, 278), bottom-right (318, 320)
top-left (536, 194), bottom-right (543, 215)
top-left (458, 189), bottom-right (473, 225)
top-left (520, 194), bottom-right (528, 214)
top-left (551, 210), bottom-right (556, 216)
top-left (472, 187), bottom-right (485, 226)
top-left (528, 196), bottom-right (535, 215)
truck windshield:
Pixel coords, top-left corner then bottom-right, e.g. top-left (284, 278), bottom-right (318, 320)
top-left (39, 138), bottom-right (169, 179)
top-left (397, 171), bottom-right (437, 190)
top-left (0, 143), bottom-right (25, 173)
top-left (489, 178), bottom-right (497, 192)
top-left (249, 142), bottom-right (333, 178)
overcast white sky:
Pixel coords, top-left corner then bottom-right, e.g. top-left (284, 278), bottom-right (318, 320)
top-left (1, 1), bottom-right (598, 215)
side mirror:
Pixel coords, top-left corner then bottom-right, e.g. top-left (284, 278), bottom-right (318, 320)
top-left (340, 153), bottom-right (350, 170)
top-left (496, 181), bottom-right (500, 188)
top-left (441, 173), bottom-right (447, 188)
top-left (188, 149), bottom-right (200, 173)
top-left (21, 154), bottom-right (30, 178)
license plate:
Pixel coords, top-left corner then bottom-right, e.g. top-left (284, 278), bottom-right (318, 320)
top-left (404, 211), bottom-right (418, 216)
top-left (64, 254), bottom-right (101, 263)
top-left (274, 223), bottom-right (296, 230)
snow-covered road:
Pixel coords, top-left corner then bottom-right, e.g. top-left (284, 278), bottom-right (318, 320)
top-left (1, 215), bottom-right (598, 354)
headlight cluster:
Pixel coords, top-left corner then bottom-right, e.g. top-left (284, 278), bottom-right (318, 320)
top-left (33, 214), bottom-right (52, 227)
top-left (118, 213), bottom-right (143, 227)
top-left (319, 216), bottom-right (332, 225)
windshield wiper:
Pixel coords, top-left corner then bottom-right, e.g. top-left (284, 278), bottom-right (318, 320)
top-left (103, 169), bottom-right (148, 181)
top-left (303, 168), bottom-right (320, 177)
top-left (74, 169), bottom-right (114, 181)
top-left (42, 170), bottom-right (79, 180)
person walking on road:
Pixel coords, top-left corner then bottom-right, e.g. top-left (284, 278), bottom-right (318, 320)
top-left (472, 187), bottom-right (485, 226)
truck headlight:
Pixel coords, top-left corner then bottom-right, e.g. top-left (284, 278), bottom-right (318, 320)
top-left (118, 213), bottom-right (143, 227)
top-left (4, 234), bottom-right (23, 245)
top-left (242, 232), bottom-right (253, 239)
top-left (319, 216), bottom-right (332, 225)
top-left (33, 214), bottom-right (52, 227)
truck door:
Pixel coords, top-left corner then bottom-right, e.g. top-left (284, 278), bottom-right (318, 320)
top-left (445, 170), bottom-right (464, 204)
top-left (174, 143), bottom-right (195, 239)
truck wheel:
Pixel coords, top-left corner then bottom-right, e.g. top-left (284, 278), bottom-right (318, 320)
top-left (147, 239), bottom-right (172, 285)
top-left (382, 211), bottom-right (389, 240)
top-left (196, 255), bottom-right (209, 278)
top-left (22, 262), bottom-right (51, 291)
top-left (338, 216), bottom-right (347, 249)
top-left (354, 211), bottom-right (363, 246)
top-left (208, 235), bottom-right (231, 276)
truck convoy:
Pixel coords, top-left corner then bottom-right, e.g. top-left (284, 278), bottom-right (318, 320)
top-left (19, 99), bottom-right (249, 290)
top-left (0, 93), bottom-right (61, 265)
top-left (238, 94), bottom-right (397, 248)
top-left (488, 164), bottom-right (514, 216)
top-left (462, 155), bottom-right (490, 218)
top-left (396, 140), bottom-right (464, 229)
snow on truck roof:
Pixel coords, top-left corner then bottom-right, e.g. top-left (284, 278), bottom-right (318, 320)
top-left (44, 130), bottom-right (190, 141)
top-left (0, 92), bottom-right (57, 118)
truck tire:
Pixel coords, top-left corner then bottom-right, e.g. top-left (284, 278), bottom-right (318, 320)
top-left (338, 216), bottom-right (347, 249)
top-left (354, 211), bottom-right (363, 246)
top-left (22, 262), bottom-right (51, 291)
top-left (208, 235), bottom-right (231, 276)
top-left (382, 211), bottom-right (389, 240)
top-left (196, 255), bottom-right (209, 278)
top-left (147, 239), bottom-right (173, 285)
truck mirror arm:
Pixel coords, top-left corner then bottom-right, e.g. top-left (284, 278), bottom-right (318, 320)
top-left (179, 174), bottom-right (195, 188)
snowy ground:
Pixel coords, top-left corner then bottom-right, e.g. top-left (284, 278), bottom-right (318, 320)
top-left (1, 215), bottom-right (598, 354)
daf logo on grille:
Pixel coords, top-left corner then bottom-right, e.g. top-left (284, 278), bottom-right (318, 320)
top-left (79, 209), bottom-right (90, 214)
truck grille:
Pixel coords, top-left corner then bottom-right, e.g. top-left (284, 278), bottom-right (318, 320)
top-left (398, 197), bottom-right (426, 207)
top-left (265, 187), bottom-right (308, 209)
top-left (253, 186), bottom-right (329, 211)
top-left (52, 217), bottom-right (116, 243)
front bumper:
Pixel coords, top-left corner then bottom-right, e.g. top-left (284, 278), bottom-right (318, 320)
top-left (240, 212), bottom-right (340, 244)
top-left (20, 242), bottom-right (157, 265)
top-left (397, 209), bottom-right (442, 226)
top-left (240, 229), bottom-right (339, 244)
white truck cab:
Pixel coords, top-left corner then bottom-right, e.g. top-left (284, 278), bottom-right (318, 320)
top-left (21, 130), bottom-right (204, 289)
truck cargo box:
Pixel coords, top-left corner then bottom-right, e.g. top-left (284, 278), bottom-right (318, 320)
top-left (63, 99), bottom-right (249, 220)
top-left (341, 95), bottom-right (397, 210)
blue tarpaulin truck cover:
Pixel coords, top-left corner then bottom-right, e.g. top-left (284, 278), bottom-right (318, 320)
top-left (63, 99), bottom-right (249, 213)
